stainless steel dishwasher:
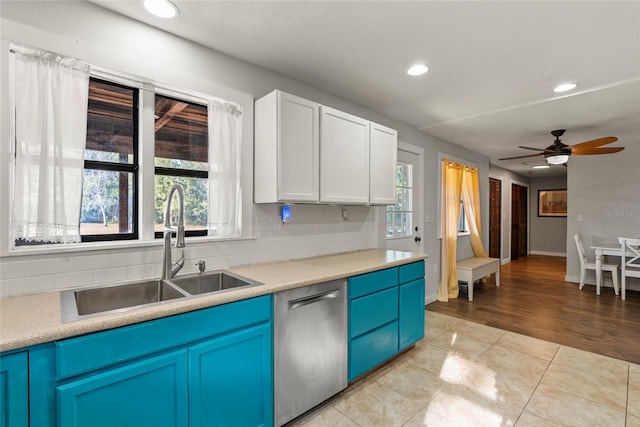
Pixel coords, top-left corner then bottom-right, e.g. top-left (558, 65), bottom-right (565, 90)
top-left (274, 279), bottom-right (348, 426)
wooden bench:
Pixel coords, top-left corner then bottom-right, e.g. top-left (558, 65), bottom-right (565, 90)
top-left (456, 257), bottom-right (501, 301)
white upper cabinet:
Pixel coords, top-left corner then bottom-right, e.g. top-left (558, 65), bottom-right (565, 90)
top-left (369, 123), bottom-right (398, 205)
top-left (254, 90), bottom-right (397, 205)
top-left (320, 107), bottom-right (370, 205)
top-left (255, 90), bottom-right (319, 203)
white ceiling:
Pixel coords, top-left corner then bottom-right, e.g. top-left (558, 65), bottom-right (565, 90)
top-left (75, 2), bottom-right (640, 176)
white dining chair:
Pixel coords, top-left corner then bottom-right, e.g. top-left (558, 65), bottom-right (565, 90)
top-left (574, 234), bottom-right (619, 295)
top-left (619, 236), bottom-right (640, 300)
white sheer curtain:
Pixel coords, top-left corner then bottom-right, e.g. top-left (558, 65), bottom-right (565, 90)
top-left (208, 100), bottom-right (243, 237)
top-left (11, 50), bottom-right (90, 245)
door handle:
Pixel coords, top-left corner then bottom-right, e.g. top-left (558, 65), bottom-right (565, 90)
top-left (288, 289), bottom-right (340, 310)
top-left (415, 236), bottom-right (422, 242)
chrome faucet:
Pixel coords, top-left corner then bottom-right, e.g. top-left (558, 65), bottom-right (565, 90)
top-left (162, 184), bottom-right (186, 280)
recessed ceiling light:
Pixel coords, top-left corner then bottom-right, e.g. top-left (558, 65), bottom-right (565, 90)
top-left (144, 0), bottom-right (178, 18)
top-left (532, 165), bottom-right (550, 169)
top-left (407, 64), bottom-right (429, 76)
top-left (553, 83), bottom-right (578, 93)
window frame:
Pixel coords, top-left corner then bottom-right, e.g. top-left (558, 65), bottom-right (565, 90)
top-left (3, 45), bottom-right (254, 256)
top-left (437, 152), bottom-right (477, 240)
top-left (152, 91), bottom-right (210, 239)
top-left (386, 160), bottom-right (413, 239)
top-left (81, 77), bottom-right (140, 243)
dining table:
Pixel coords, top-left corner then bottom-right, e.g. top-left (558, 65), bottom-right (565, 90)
top-left (590, 242), bottom-right (634, 297)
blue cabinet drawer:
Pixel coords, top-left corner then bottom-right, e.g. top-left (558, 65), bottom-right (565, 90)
top-left (399, 261), bottom-right (424, 284)
top-left (349, 321), bottom-right (398, 381)
top-left (57, 295), bottom-right (272, 379)
top-left (349, 267), bottom-right (398, 299)
top-left (349, 287), bottom-right (398, 338)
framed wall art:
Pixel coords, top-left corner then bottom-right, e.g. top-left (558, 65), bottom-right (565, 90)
top-left (538, 189), bottom-right (567, 217)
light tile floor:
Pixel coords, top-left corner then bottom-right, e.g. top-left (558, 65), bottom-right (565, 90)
top-left (288, 311), bottom-right (640, 427)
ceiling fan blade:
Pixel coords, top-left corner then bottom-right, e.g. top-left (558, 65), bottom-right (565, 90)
top-left (571, 147), bottom-right (624, 156)
top-left (499, 152), bottom-right (545, 161)
top-left (518, 146), bottom-right (546, 152)
top-left (569, 136), bottom-right (618, 152)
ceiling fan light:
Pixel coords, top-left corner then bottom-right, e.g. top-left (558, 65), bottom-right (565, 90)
top-left (553, 83), bottom-right (578, 93)
top-left (546, 154), bottom-right (569, 165)
top-left (143, 0), bottom-right (178, 18)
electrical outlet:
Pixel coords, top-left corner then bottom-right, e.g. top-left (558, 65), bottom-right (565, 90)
top-left (341, 209), bottom-right (348, 221)
top-left (577, 214), bottom-right (583, 222)
top-left (433, 264), bottom-right (438, 274)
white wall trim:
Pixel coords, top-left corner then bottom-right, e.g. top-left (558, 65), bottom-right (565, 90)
top-left (399, 143), bottom-right (425, 250)
top-left (530, 250), bottom-right (566, 257)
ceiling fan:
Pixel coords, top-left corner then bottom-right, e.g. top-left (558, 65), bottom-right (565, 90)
top-left (499, 130), bottom-right (624, 165)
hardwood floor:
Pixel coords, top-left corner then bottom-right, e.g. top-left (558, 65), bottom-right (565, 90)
top-left (426, 255), bottom-right (640, 364)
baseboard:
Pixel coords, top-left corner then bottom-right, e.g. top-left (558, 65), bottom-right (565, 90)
top-left (530, 251), bottom-right (566, 257)
top-left (425, 292), bottom-right (438, 305)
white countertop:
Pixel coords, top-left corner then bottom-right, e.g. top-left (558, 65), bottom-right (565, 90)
top-left (0, 249), bottom-right (426, 352)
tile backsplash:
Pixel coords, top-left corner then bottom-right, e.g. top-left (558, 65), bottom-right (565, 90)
top-left (0, 204), bottom-right (379, 297)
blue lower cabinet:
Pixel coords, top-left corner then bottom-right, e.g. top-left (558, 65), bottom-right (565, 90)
top-left (348, 261), bottom-right (426, 381)
top-left (0, 351), bottom-right (29, 427)
top-left (399, 278), bottom-right (425, 350)
top-left (57, 350), bottom-right (189, 427)
top-left (189, 323), bottom-right (273, 427)
top-left (349, 321), bottom-right (398, 381)
top-left (55, 295), bottom-right (273, 427)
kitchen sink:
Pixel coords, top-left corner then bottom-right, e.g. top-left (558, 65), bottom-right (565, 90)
top-left (60, 270), bottom-right (263, 323)
top-left (170, 270), bottom-right (262, 295)
top-left (60, 279), bottom-right (187, 322)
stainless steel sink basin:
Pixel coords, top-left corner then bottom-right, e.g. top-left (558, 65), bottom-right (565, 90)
top-left (60, 270), bottom-right (263, 323)
top-left (61, 280), bottom-right (187, 322)
top-left (170, 270), bottom-right (262, 295)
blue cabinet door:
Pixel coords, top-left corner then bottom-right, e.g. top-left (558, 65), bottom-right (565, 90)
top-left (189, 322), bottom-right (273, 427)
top-left (399, 278), bottom-right (425, 350)
top-left (349, 321), bottom-right (398, 381)
top-left (0, 351), bottom-right (28, 427)
top-left (57, 350), bottom-right (188, 427)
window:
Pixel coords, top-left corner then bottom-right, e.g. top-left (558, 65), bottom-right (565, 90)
top-left (154, 94), bottom-right (209, 237)
top-left (9, 45), bottom-right (246, 250)
top-left (387, 161), bottom-right (413, 238)
top-left (81, 78), bottom-right (138, 241)
top-left (458, 201), bottom-right (468, 234)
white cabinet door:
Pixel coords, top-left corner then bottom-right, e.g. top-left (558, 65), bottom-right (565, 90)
top-left (320, 107), bottom-right (370, 204)
top-left (369, 123), bottom-right (397, 205)
top-left (254, 90), bottom-right (319, 203)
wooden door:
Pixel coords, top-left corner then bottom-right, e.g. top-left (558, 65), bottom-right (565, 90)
top-left (489, 178), bottom-right (501, 259)
top-left (511, 183), bottom-right (528, 260)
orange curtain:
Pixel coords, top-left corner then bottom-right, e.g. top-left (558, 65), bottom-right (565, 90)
top-left (438, 160), bottom-right (463, 302)
top-left (461, 166), bottom-right (487, 257)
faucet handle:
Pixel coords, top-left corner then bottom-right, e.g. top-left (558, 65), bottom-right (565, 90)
top-left (196, 260), bottom-right (206, 274)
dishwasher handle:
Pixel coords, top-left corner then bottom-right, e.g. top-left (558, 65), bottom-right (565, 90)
top-left (288, 289), bottom-right (340, 310)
